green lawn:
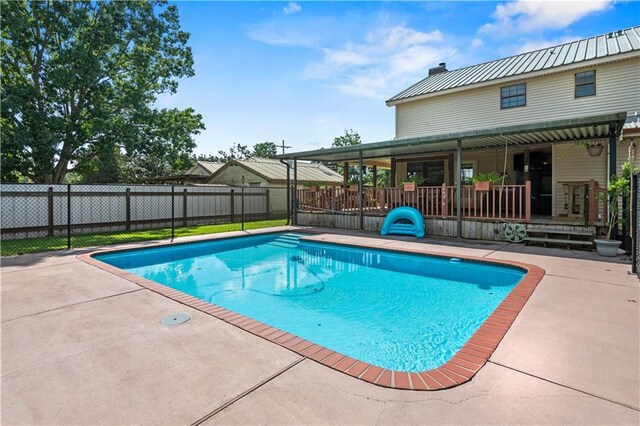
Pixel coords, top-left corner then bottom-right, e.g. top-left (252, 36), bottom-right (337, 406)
top-left (1, 219), bottom-right (288, 256)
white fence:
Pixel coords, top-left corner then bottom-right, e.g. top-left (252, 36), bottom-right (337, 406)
top-left (0, 184), bottom-right (289, 240)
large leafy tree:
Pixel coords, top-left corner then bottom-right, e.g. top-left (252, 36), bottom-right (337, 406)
top-left (251, 141), bottom-right (277, 158)
top-left (1, 0), bottom-right (204, 183)
top-left (332, 128), bottom-right (361, 148)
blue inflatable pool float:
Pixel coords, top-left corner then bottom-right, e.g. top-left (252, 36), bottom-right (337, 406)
top-left (380, 206), bottom-right (425, 238)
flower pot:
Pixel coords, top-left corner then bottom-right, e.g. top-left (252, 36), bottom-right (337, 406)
top-left (308, 186), bottom-right (318, 193)
top-left (474, 181), bottom-right (490, 191)
top-left (594, 239), bottom-right (621, 257)
top-left (349, 184), bottom-right (359, 192)
top-left (403, 182), bottom-right (416, 191)
top-left (586, 144), bottom-right (604, 157)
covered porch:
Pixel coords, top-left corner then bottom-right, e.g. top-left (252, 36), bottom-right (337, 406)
top-left (278, 112), bottom-right (627, 237)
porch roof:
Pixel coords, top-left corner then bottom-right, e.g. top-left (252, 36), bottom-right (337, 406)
top-left (276, 112), bottom-right (627, 162)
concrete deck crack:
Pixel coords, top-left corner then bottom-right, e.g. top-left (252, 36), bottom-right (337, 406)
top-left (487, 360), bottom-right (640, 412)
top-left (1, 288), bottom-right (144, 323)
top-left (190, 357), bottom-right (306, 426)
top-left (543, 273), bottom-right (639, 289)
top-left (481, 242), bottom-right (509, 258)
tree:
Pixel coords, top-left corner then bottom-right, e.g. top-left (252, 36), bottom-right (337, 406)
top-left (1, 1), bottom-right (204, 183)
top-left (332, 129), bottom-right (362, 148)
top-left (252, 142), bottom-right (277, 158)
top-left (329, 129), bottom-right (362, 180)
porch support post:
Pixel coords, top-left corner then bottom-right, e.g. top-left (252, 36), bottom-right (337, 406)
top-left (523, 147), bottom-right (530, 182)
top-left (447, 153), bottom-right (455, 186)
top-left (608, 121), bottom-right (618, 239)
top-left (293, 159), bottom-right (298, 226)
top-left (390, 158), bottom-right (397, 187)
top-left (358, 151), bottom-right (364, 230)
top-left (343, 162), bottom-right (349, 187)
top-left (456, 139), bottom-right (462, 239)
top-left (372, 165), bottom-right (378, 189)
top-left (525, 181), bottom-right (532, 223)
top-left (609, 121), bottom-right (617, 178)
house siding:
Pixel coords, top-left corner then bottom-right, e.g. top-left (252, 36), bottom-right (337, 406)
top-left (395, 58), bottom-right (640, 139)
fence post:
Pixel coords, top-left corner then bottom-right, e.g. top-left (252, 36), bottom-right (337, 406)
top-left (125, 188), bottom-right (131, 231)
top-left (241, 186), bottom-right (245, 231)
top-left (47, 187), bottom-right (54, 236)
top-left (265, 189), bottom-right (270, 220)
top-left (183, 188), bottom-right (188, 227)
top-left (171, 185), bottom-right (175, 242)
top-left (230, 189), bottom-right (235, 222)
top-left (632, 173), bottom-right (638, 274)
top-left (67, 184), bottom-right (71, 249)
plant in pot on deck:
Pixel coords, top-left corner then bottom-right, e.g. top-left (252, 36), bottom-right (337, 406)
top-left (594, 162), bottom-right (630, 257)
top-left (398, 175), bottom-right (423, 191)
top-left (471, 171), bottom-right (503, 191)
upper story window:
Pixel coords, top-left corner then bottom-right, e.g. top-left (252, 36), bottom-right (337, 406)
top-left (575, 70), bottom-right (596, 97)
top-left (500, 83), bottom-right (526, 109)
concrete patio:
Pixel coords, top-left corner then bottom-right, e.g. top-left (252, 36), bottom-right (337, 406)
top-left (2, 227), bottom-right (639, 425)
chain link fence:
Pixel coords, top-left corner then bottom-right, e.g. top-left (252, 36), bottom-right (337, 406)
top-left (0, 184), bottom-right (290, 256)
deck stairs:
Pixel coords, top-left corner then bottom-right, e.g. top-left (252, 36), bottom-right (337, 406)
top-left (524, 224), bottom-right (595, 250)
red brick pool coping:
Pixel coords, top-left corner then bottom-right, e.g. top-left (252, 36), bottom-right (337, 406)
top-left (78, 231), bottom-right (545, 391)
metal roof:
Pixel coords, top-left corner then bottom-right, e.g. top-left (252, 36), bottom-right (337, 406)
top-left (210, 157), bottom-right (343, 183)
top-left (197, 161), bottom-right (225, 175)
top-left (387, 26), bottom-right (640, 104)
top-left (276, 112), bottom-right (627, 163)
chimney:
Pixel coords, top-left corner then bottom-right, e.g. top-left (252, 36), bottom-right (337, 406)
top-left (428, 62), bottom-right (448, 76)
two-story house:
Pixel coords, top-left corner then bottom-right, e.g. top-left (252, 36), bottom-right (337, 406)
top-left (280, 26), bottom-right (640, 243)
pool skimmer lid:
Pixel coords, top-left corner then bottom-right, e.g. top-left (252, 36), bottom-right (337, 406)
top-left (160, 313), bottom-right (191, 326)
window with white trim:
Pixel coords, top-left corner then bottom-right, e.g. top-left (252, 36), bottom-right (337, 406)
top-left (500, 83), bottom-right (526, 109)
top-left (575, 70), bottom-right (596, 98)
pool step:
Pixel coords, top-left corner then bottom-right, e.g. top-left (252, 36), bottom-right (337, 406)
top-left (266, 235), bottom-right (300, 248)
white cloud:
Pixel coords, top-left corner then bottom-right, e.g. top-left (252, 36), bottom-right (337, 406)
top-left (470, 38), bottom-right (484, 49)
top-left (283, 2), bottom-right (301, 15)
top-left (306, 24), bottom-right (455, 99)
top-left (479, 0), bottom-right (612, 36)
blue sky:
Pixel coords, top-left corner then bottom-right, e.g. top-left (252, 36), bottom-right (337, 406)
top-left (160, 1), bottom-right (640, 156)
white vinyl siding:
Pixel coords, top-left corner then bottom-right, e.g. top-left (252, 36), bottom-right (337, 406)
top-left (395, 59), bottom-right (640, 139)
top-left (552, 142), bottom-right (607, 218)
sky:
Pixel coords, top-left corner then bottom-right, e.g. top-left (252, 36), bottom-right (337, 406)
top-left (159, 1), bottom-right (640, 156)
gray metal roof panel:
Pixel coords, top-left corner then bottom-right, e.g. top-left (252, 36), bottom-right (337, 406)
top-left (229, 158), bottom-right (343, 183)
top-left (388, 26), bottom-right (640, 103)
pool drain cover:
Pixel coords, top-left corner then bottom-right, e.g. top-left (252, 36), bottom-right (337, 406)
top-left (160, 313), bottom-right (191, 326)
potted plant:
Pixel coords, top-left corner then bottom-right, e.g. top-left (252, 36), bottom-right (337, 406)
top-left (399, 175), bottom-right (423, 191)
top-left (472, 171), bottom-right (502, 191)
top-left (594, 162), bottom-right (630, 257)
top-left (304, 181), bottom-right (323, 192)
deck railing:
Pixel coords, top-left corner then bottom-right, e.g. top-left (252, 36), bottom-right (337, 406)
top-left (587, 179), bottom-right (607, 226)
top-left (297, 182), bottom-right (531, 222)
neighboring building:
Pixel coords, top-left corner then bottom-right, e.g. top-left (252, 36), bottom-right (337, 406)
top-left (148, 160), bottom-right (224, 184)
top-left (206, 157), bottom-right (343, 188)
top-left (280, 26), bottom-right (640, 234)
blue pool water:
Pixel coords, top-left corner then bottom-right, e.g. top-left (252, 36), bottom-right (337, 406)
top-left (96, 233), bottom-right (525, 372)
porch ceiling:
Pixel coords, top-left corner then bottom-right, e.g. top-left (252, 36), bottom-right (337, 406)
top-left (277, 112), bottom-right (627, 162)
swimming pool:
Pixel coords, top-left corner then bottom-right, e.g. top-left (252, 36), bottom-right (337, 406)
top-left (92, 232), bottom-right (539, 385)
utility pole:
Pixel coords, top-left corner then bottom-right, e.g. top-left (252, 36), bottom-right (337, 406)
top-left (279, 140), bottom-right (292, 155)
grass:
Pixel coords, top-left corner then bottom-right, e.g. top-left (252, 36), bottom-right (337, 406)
top-left (1, 218), bottom-right (289, 257)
